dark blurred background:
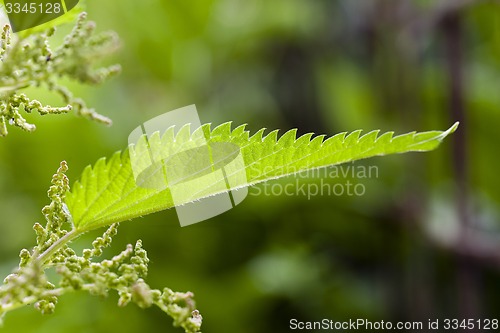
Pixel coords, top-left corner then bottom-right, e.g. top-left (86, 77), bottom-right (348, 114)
top-left (1, 0), bottom-right (500, 332)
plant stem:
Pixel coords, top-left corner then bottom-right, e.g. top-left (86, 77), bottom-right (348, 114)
top-left (0, 283), bottom-right (99, 315)
top-left (36, 229), bottom-right (81, 265)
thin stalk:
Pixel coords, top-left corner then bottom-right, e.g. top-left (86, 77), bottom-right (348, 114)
top-left (36, 229), bottom-right (81, 265)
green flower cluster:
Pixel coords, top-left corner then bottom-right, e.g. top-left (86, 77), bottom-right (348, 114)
top-left (0, 12), bottom-right (120, 137)
top-left (34, 160), bottom-right (71, 255)
top-left (0, 162), bottom-right (202, 333)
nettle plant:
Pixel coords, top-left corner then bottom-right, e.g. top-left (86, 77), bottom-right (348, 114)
top-left (0, 12), bottom-right (458, 333)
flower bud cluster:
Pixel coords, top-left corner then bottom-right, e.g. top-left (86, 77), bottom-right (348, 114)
top-left (35, 161), bottom-right (71, 253)
top-left (54, 229), bottom-right (202, 332)
top-left (0, 162), bottom-right (202, 332)
top-left (0, 12), bottom-right (121, 137)
top-left (0, 161), bottom-right (71, 318)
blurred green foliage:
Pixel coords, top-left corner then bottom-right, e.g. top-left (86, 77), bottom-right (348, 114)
top-left (1, 0), bottom-right (500, 332)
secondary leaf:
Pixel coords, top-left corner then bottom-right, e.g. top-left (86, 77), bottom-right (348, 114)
top-left (65, 122), bottom-right (458, 231)
top-left (0, 0), bottom-right (84, 37)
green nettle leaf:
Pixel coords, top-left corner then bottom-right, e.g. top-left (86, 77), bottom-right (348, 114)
top-left (65, 122), bottom-right (459, 231)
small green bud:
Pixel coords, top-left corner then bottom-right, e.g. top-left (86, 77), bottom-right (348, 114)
top-left (35, 300), bottom-right (56, 315)
top-left (83, 249), bottom-right (92, 259)
top-left (19, 249), bottom-right (31, 268)
top-left (150, 289), bottom-right (161, 302)
top-left (118, 291), bottom-right (131, 307)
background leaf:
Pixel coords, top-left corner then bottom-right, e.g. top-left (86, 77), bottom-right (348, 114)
top-left (0, 0), bottom-right (84, 37)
